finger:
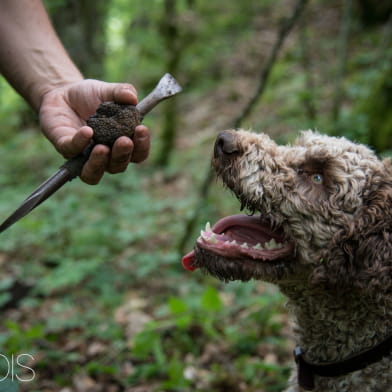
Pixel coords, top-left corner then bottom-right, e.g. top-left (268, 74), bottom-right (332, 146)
top-left (130, 125), bottom-right (151, 163)
top-left (99, 83), bottom-right (138, 105)
top-left (80, 144), bottom-right (110, 185)
top-left (114, 85), bottom-right (138, 104)
top-left (55, 126), bottom-right (93, 158)
top-left (107, 136), bottom-right (134, 174)
top-left (72, 126), bottom-right (94, 151)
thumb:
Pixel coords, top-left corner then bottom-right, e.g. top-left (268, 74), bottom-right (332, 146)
top-left (97, 82), bottom-right (138, 105)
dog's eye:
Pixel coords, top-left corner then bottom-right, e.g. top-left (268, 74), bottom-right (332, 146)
top-left (311, 174), bottom-right (323, 184)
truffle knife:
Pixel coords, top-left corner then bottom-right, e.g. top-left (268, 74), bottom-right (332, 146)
top-left (0, 73), bottom-right (182, 234)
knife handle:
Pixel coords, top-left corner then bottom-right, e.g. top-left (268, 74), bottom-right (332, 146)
top-left (60, 142), bottom-right (95, 180)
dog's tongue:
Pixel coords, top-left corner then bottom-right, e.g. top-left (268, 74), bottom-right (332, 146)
top-left (182, 250), bottom-right (198, 271)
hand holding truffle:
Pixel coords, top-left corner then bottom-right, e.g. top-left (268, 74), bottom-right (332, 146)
top-left (0, 74), bottom-right (182, 234)
top-left (61, 73), bottom-right (182, 180)
top-left (39, 79), bottom-right (150, 185)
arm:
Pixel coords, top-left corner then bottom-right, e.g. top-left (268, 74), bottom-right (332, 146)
top-left (0, 0), bottom-right (83, 110)
top-left (0, 0), bottom-right (150, 184)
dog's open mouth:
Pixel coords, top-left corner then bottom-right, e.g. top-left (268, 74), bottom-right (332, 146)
top-left (182, 214), bottom-right (293, 271)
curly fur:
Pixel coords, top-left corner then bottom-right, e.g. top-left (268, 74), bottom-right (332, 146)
top-left (202, 130), bottom-right (392, 391)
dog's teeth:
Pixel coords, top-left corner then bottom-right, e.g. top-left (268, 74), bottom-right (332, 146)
top-left (201, 222), bottom-right (220, 244)
top-left (209, 234), bottom-right (219, 244)
top-left (265, 240), bottom-right (271, 249)
top-left (253, 243), bottom-right (263, 250)
top-left (224, 240), bottom-right (236, 246)
top-left (241, 242), bottom-right (249, 249)
top-left (265, 238), bottom-right (279, 250)
top-left (201, 230), bottom-right (219, 244)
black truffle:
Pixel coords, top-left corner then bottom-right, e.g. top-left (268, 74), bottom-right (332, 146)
top-left (87, 102), bottom-right (141, 147)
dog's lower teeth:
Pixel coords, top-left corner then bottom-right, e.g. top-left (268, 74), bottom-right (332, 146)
top-left (241, 242), bottom-right (249, 249)
top-left (253, 243), bottom-right (263, 250)
top-left (265, 238), bottom-right (279, 250)
top-left (205, 222), bottom-right (212, 232)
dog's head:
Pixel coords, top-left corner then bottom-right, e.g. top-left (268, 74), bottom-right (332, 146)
top-left (183, 130), bottom-right (392, 291)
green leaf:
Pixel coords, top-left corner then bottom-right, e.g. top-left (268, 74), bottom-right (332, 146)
top-left (201, 286), bottom-right (223, 312)
top-left (168, 297), bottom-right (188, 314)
top-left (132, 329), bottom-right (166, 366)
top-left (161, 354), bottom-right (190, 389)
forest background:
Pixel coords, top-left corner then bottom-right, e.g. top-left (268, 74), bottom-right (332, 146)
top-left (0, 0), bottom-right (391, 391)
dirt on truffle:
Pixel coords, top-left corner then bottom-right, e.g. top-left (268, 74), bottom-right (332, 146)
top-left (87, 102), bottom-right (141, 147)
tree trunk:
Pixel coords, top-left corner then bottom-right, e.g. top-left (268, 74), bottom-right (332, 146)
top-left (155, 0), bottom-right (181, 167)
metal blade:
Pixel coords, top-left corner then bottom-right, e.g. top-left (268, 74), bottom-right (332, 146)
top-left (136, 73), bottom-right (183, 117)
top-left (0, 168), bottom-right (71, 233)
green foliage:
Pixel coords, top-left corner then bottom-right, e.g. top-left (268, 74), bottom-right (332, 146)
top-left (1, 321), bottom-right (44, 354)
top-left (121, 284), bottom-right (288, 390)
top-left (357, 63), bottom-right (392, 151)
top-left (329, 47), bottom-right (392, 151)
top-left (0, 79), bottom-right (30, 137)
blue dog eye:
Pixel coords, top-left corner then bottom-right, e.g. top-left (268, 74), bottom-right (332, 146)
top-left (311, 174), bottom-right (323, 184)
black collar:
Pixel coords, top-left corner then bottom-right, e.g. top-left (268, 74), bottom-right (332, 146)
top-left (294, 335), bottom-right (392, 390)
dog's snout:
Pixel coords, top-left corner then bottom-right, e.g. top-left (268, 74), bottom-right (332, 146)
top-left (214, 131), bottom-right (239, 157)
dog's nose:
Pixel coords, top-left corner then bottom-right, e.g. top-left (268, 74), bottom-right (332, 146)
top-left (214, 131), bottom-right (239, 157)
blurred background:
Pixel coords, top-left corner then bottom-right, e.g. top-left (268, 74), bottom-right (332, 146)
top-left (0, 0), bottom-right (391, 391)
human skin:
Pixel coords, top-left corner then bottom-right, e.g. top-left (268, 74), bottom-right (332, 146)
top-left (0, 0), bottom-right (150, 184)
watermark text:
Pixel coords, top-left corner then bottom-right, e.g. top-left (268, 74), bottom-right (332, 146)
top-left (0, 354), bottom-right (35, 382)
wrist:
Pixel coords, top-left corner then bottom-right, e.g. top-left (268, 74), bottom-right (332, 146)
top-left (33, 68), bottom-right (84, 112)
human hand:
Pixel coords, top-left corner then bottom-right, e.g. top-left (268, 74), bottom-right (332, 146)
top-left (39, 79), bottom-right (151, 184)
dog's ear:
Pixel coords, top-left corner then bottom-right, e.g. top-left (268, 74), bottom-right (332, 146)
top-left (312, 159), bottom-right (392, 292)
top-left (352, 161), bottom-right (392, 293)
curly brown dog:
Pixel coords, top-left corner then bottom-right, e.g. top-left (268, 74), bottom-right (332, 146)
top-left (183, 130), bottom-right (392, 392)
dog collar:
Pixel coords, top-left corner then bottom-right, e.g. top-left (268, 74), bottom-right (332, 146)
top-left (294, 335), bottom-right (392, 390)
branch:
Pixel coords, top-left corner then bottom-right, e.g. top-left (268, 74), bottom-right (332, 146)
top-left (178, 0), bottom-right (309, 255)
top-left (233, 0), bottom-right (309, 128)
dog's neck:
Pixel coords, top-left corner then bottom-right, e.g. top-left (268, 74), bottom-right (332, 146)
top-left (280, 282), bottom-right (392, 364)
